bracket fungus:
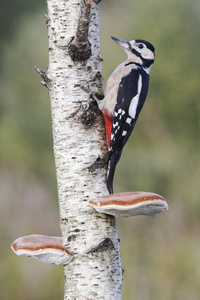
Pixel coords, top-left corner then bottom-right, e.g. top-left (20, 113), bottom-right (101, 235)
top-left (11, 234), bottom-right (73, 265)
top-left (89, 191), bottom-right (168, 217)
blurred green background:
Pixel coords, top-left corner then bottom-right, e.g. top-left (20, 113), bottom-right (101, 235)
top-left (1, 0), bottom-right (200, 299)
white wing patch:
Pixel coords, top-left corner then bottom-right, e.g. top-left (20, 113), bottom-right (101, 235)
top-left (128, 95), bottom-right (139, 119)
top-left (126, 117), bottom-right (132, 124)
top-left (113, 121), bottom-right (119, 128)
top-left (128, 74), bottom-right (142, 119)
top-left (115, 108), bottom-right (122, 116)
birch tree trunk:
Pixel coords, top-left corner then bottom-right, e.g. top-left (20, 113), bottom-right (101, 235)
top-left (46, 0), bottom-right (122, 299)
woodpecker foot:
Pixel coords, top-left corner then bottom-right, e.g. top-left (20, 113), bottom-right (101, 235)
top-left (87, 91), bottom-right (104, 111)
top-left (80, 85), bottom-right (104, 111)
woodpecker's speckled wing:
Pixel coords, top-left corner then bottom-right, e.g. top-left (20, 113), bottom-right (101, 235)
top-left (107, 67), bottom-right (149, 194)
top-left (108, 67), bottom-right (149, 157)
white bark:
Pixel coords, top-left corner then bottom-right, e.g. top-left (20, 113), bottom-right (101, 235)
top-left (46, 0), bottom-right (122, 299)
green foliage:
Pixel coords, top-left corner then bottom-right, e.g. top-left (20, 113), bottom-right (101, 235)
top-left (1, 0), bottom-right (200, 299)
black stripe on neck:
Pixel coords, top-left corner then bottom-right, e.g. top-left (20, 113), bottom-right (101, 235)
top-left (131, 48), bottom-right (154, 69)
top-left (131, 48), bottom-right (143, 60)
top-left (125, 62), bottom-right (141, 68)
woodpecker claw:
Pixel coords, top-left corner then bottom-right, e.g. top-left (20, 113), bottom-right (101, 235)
top-left (84, 93), bottom-right (99, 111)
top-left (84, 98), bottom-right (92, 111)
top-left (90, 92), bottom-right (105, 111)
top-left (80, 85), bottom-right (104, 111)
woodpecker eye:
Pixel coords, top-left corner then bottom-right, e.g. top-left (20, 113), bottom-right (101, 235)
top-left (138, 44), bottom-right (144, 49)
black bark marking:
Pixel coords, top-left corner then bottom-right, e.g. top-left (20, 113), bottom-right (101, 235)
top-left (88, 156), bottom-right (106, 172)
top-left (88, 238), bottom-right (115, 254)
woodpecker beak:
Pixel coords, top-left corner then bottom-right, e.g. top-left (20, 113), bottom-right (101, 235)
top-left (111, 36), bottom-right (130, 51)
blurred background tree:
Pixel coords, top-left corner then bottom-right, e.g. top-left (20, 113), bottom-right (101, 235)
top-left (1, 0), bottom-right (200, 299)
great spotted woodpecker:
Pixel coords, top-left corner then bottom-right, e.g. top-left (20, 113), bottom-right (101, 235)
top-left (103, 36), bottom-right (155, 194)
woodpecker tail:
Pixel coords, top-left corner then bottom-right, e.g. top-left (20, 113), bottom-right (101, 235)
top-left (107, 147), bottom-right (123, 194)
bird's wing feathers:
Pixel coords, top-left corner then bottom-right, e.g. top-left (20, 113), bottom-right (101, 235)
top-left (108, 68), bottom-right (149, 154)
top-left (106, 67), bottom-right (149, 194)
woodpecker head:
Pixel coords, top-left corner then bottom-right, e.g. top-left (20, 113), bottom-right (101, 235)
top-left (111, 36), bottom-right (155, 70)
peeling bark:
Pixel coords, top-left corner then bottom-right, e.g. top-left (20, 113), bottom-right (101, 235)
top-left (46, 0), bottom-right (122, 299)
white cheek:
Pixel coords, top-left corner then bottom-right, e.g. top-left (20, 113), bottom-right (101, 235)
top-left (149, 51), bottom-right (155, 60)
top-left (143, 49), bottom-right (154, 60)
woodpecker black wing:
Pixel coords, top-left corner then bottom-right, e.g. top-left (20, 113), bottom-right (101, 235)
top-left (107, 66), bottom-right (149, 194)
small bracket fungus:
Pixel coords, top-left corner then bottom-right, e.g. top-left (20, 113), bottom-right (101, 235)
top-left (11, 234), bottom-right (73, 265)
top-left (89, 192), bottom-right (168, 217)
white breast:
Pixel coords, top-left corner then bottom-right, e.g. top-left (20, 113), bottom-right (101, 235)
top-left (103, 60), bottom-right (138, 115)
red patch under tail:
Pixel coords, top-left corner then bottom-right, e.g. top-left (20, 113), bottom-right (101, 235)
top-left (103, 109), bottom-right (113, 147)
